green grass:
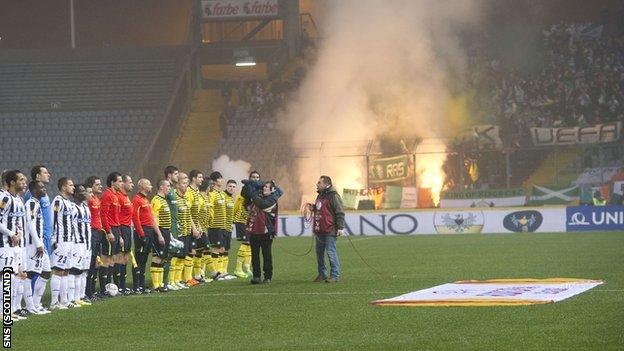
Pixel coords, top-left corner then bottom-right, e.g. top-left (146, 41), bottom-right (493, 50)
top-left (11, 232), bottom-right (624, 350)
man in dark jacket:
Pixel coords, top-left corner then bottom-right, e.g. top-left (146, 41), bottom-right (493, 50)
top-left (244, 180), bottom-right (283, 284)
top-left (310, 176), bottom-right (345, 283)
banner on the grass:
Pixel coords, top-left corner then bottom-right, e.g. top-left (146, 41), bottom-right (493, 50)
top-left (566, 205), bottom-right (624, 231)
top-left (278, 207), bottom-right (566, 236)
top-left (439, 188), bottom-right (526, 208)
top-left (368, 155), bottom-right (410, 184)
top-left (372, 278), bottom-right (603, 306)
top-left (528, 185), bottom-right (579, 205)
top-left (530, 122), bottom-right (621, 146)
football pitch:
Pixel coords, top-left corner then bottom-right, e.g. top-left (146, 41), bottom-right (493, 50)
top-left (12, 232), bottom-right (624, 350)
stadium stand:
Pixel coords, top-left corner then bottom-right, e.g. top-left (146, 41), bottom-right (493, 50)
top-left (0, 46), bottom-right (190, 188)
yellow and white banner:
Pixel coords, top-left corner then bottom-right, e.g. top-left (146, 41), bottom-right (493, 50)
top-left (372, 279), bottom-right (603, 306)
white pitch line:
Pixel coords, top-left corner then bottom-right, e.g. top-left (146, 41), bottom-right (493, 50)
top-left (137, 291), bottom-right (404, 298)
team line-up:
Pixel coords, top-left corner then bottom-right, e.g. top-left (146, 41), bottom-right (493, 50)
top-left (0, 165), bottom-right (346, 321)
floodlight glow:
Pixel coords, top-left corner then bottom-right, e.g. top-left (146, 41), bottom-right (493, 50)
top-left (235, 61), bottom-right (256, 67)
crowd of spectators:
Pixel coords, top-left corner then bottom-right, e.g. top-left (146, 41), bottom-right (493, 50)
top-left (469, 22), bottom-right (624, 146)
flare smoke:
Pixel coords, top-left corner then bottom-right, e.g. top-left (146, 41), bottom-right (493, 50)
top-left (279, 0), bottom-right (482, 201)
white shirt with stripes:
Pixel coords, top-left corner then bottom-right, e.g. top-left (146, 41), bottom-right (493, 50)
top-left (52, 195), bottom-right (76, 244)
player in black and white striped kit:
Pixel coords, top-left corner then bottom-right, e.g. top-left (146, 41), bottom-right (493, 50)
top-left (0, 170), bottom-right (28, 321)
top-left (70, 184), bottom-right (92, 306)
top-left (23, 180), bottom-right (52, 314)
top-left (50, 177), bottom-right (77, 310)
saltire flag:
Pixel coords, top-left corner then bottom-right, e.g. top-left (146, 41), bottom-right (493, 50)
top-left (529, 185), bottom-right (579, 205)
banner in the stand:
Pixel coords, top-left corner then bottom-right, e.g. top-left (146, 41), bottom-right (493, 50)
top-left (439, 188), bottom-right (527, 208)
top-left (528, 185), bottom-right (579, 205)
top-left (368, 155), bottom-right (411, 184)
top-left (200, 0), bottom-right (279, 21)
top-left (384, 186), bottom-right (418, 209)
top-left (530, 122), bottom-right (621, 146)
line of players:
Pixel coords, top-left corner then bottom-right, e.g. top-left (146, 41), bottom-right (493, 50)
top-left (0, 165), bottom-right (257, 320)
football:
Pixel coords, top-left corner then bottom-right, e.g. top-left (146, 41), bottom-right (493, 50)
top-left (105, 283), bottom-right (119, 297)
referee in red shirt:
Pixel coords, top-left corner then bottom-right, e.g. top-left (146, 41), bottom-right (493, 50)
top-left (100, 172), bottom-right (123, 295)
top-left (85, 175), bottom-right (104, 298)
top-left (131, 179), bottom-right (164, 293)
top-left (115, 175), bottom-right (134, 295)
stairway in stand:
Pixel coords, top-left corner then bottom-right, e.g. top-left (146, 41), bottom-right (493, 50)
top-left (169, 89), bottom-right (223, 171)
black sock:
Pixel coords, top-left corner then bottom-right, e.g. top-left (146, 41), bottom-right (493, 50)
top-left (98, 266), bottom-right (108, 293)
top-left (113, 264), bottom-right (122, 287)
top-left (162, 260), bottom-right (170, 286)
top-left (119, 264), bottom-right (127, 290)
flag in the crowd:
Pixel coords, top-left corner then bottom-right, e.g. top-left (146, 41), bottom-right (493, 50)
top-left (384, 186), bottom-right (417, 209)
top-left (529, 185), bottom-right (580, 205)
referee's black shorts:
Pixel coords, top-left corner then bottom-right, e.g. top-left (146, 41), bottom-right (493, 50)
top-left (101, 226), bottom-right (121, 256)
top-left (90, 228), bottom-right (103, 258)
top-left (135, 226), bottom-right (154, 255)
top-left (120, 225), bottom-right (133, 253)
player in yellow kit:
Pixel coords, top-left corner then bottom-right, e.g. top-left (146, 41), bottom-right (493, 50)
top-left (171, 173), bottom-right (200, 287)
top-left (207, 171), bottom-right (230, 280)
top-left (187, 170), bottom-right (210, 283)
top-left (193, 178), bottom-right (215, 282)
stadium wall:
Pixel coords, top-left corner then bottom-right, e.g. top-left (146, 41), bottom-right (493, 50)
top-left (276, 206), bottom-right (624, 236)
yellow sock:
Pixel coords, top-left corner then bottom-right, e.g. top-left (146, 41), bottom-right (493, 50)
top-left (157, 267), bottom-right (164, 288)
top-left (150, 266), bottom-right (163, 289)
top-left (201, 253), bottom-right (208, 276)
top-left (244, 247), bottom-right (252, 272)
top-left (223, 252), bottom-right (229, 274)
top-left (174, 258), bottom-right (183, 283)
top-left (168, 258), bottom-right (179, 284)
top-left (208, 253), bottom-right (218, 274)
top-left (218, 254), bottom-right (226, 273)
top-left (193, 256), bottom-right (203, 278)
top-left (183, 256), bottom-right (194, 281)
top-left (235, 247), bottom-right (245, 273)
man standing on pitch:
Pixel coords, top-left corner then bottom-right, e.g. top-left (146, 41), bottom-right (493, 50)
top-left (117, 175), bottom-right (134, 294)
top-left (310, 176), bottom-right (345, 283)
top-left (85, 176), bottom-right (103, 299)
top-left (162, 166), bottom-right (179, 289)
top-left (100, 172), bottom-right (123, 295)
top-left (132, 179), bottom-right (165, 293)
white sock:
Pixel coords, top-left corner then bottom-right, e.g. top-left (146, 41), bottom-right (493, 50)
top-left (51, 275), bottom-right (61, 305)
top-left (12, 278), bottom-right (24, 312)
top-left (23, 278), bottom-right (35, 311)
top-left (74, 275), bottom-right (81, 302)
top-left (59, 275), bottom-right (68, 304)
top-left (33, 276), bottom-right (48, 307)
top-left (80, 272), bottom-right (87, 299)
top-left (68, 274), bottom-right (76, 303)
